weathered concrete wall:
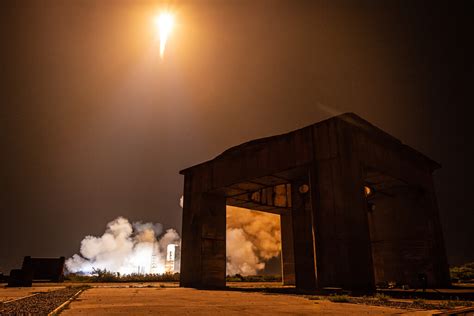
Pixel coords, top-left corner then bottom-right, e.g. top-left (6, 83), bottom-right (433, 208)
top-left (341, 116), bottom-right (450, 288)
top-left (311, 120), bottom-right (374, 290)
top-left (291, 176), bottom-right (317, 290)
top-left (180, 174), bottom-right (226, 288)
top-left (180, 113), bottom-right (450, 291)
top-left (368, 186), bottom-right (450, 288)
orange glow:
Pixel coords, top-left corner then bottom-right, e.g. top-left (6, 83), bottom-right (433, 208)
top-left (364, 186), bottom-right (373, 197)
top-left (155, 11), bottom-right (175, 59)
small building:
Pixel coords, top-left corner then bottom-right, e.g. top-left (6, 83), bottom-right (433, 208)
top-left (179, 113), bottom-right (450, 292)
top-left (8, 256), bottom-right (65, 287)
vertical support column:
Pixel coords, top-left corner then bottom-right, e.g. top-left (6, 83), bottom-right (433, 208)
top-left (291, 175), bottom-right (317, 291)
top-left (280, 213), bottom-right (295, 285)
top-left (310, 120), bottom-right (375, 292)
top-left (424, 179), bottom-right (451, 287)
top-left (200, 192), bottom-right (226, 288)
top-left (312, 156), bottom-right (375, 292)
top-left (180, 175), bottom-right (202, 288)
top-left (180, 174), bottom-right (226, 288)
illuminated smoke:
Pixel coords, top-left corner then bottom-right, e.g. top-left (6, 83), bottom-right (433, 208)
top-left (226, 206), bottom-right (281, 275)
top-left (66, 217), bottom-right (180, 275)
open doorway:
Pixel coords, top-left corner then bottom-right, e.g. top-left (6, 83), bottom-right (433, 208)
top-left (224, 182), bottom-right (296, 286)
top-left (226, 206), bottom-right (282, 282)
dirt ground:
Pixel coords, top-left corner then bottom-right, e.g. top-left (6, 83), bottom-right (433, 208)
top-left (60, 284), bottom-right (439, 315)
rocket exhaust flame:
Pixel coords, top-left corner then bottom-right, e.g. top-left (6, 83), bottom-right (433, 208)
top-left (155, 11), bottom-right (174, 59)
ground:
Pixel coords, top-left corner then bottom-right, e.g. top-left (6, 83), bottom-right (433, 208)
top-left (0, 285), bottom-right (64, 302)
top-left (62, 286), bottom-right (437, 315)
top-left (0, 282), bottom-right (451, 315)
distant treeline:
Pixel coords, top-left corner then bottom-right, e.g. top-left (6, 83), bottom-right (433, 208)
top-left (226, 274), bottom-right (281, 282)
top-left (59, 263), bottom-right (474, 284)
top-left (64, 269), bottom-right (282, 283)
top-left (65, 269), bottom-right (180, 282)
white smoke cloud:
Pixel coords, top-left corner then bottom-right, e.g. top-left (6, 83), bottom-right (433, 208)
top-left (226, 228), bottom-right (265, 275)
top-left (66, 217), bottom-right (180, 275)
top-left (226, 206), bottom-right (281, 276)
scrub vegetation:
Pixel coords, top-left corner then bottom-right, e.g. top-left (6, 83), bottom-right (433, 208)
top-left (450, 262), bottom-right (474, 282)
top-left (65, 269), bottom-right (180, 282)
top-left (226, 274), bottom-right (281, 282)
top-left (309, 294), bottom-right (473, 311)
top-left (328, 294), bottom-right (351, 303)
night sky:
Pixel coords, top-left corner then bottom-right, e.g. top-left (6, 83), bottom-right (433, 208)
top-left (1, 0), bottom-right (473, 273)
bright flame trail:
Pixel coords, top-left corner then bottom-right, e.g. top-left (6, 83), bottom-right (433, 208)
top-left (156, 12), bottom-right (174, 59)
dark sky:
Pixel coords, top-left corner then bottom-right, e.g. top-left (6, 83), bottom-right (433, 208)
top-left (1, 0), bottom-right (473, 273)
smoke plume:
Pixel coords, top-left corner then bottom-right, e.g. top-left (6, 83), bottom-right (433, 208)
top-left (226, 206), bottom-right (281, 275)
top-left (66, 217), bottom-right (180, 275)
top-left (68, 204), bottom-right (281, 276)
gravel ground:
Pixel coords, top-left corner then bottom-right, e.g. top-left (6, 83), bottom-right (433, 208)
top-left (0, 286), bottom-right (87, 315)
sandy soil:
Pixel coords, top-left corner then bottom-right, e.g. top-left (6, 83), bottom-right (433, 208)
top-left (62, 286), bottom-right (438, 315)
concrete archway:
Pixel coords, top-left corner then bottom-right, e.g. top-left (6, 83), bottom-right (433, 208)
top-left (179, 113), bottom-right (450, 292)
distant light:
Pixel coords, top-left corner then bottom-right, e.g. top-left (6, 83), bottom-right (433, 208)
top-left (364, 186), bottom-right (374, 198)
top-left (299, 184), bottom-right (310, 194)
top-left (155, 11), bottom-right (175, 59)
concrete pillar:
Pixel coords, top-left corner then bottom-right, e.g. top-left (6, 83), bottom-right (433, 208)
top-left (180, 175), bottom-right (226, 288)
top-left (420, 180), bottom-right (451, 287)
top-left (291, 175), bottom-right (317, 291)
top-left (280, 213), bottom-right (295, 285)
top-left (367, 188), bottom-right (422, 287)
top-left (312, 156), bottom-right (375, 292)
top-left (180, 176), bottom-right (201, 287)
